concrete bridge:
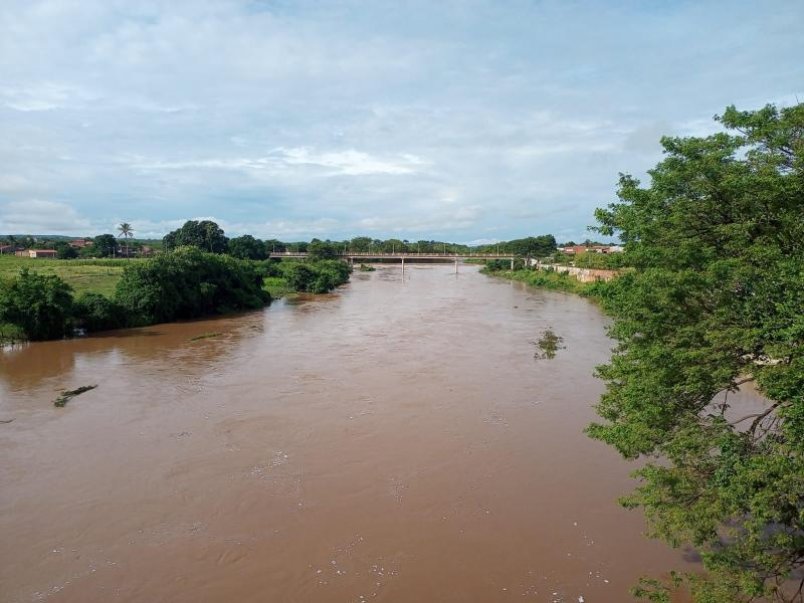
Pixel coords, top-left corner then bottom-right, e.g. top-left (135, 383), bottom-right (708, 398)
top-left (268, 251), bottom-right (516, 273)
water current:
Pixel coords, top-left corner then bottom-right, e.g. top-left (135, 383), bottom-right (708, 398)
top-left (1, 265), bottom-right (700, 602)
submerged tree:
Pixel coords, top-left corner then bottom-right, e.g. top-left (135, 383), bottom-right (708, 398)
top-left (589, 103), bottom-right (804, 601)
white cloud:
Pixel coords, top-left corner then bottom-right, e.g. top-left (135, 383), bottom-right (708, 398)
top-left (0, 200), bottom-right (93, 234)
top-left (129, 148), bottom-right (425, 178)
top-left (0, 0), bottom-right (801, 240)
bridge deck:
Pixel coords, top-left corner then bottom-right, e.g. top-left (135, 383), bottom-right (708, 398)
top-left (268, 252), bottom-right (514, 260)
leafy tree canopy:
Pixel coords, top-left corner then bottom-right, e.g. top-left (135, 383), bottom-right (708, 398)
top-left (589, 103), bottom-right (804, 601)
top-left (228, 234), bottom-right (267, 260)
top-left (93, 234), bottom-right (118, 258)
top-left (54, 241), bottom-right (78, 259)
top-left (115, 246), bottom-right (269, 325)
top-left (163, 220), bottom-right (228, 253)
top-left (0, 269), bottom-right (74, 340)
top-left (307, 239), bottom-right (340, 260)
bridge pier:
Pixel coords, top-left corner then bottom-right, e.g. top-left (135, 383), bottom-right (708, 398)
top-left (454, 259), bottom-right (458, 275)
top-left (401, 257), bottom-right (405, 278)
top-left (510, 258), bottom-right (514, 270)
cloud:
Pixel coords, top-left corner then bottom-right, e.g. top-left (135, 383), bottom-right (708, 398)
top-left (0, 0), bottom-right (802, 240)
top-left (130, 148), bottom-right (425, 178)
top-left (0, 200), bottom-right (93, 234)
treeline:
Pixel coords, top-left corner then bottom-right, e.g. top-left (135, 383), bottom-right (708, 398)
top-left (160, 221), bottom-right (482, 258)
top-left (472, 235), bottom-right (557, 257)
top-left (0, 234), bottom-right (159, 259)
top-left (0, 247), bottom-right (270, 340)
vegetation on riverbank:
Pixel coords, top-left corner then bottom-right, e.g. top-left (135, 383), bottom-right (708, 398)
top-left (483, 102), bottom-right (804, 603)
top-left (512, 104), bottom-right (802, 603)
top-left (481, 264), bottom-right (606, 297)
top-left (0, 255), bottom-right (128, 297)
top-left (0, 248), bottom-right (270, 341)
top-left (0, 247), bottom-right (353, 343)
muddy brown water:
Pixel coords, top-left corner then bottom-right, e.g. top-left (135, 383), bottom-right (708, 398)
top-left (1, 265), bottom-right (699, 602)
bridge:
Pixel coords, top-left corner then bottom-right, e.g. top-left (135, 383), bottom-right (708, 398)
top-left (268, 251), bottom-right (516, 273)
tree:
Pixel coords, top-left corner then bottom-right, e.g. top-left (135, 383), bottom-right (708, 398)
top-left (264, 239), bottom-right (286, 254)
top-left (54, 242), bottom-right (78, 259)
top-left (117, 222), bottom-right (133, 258)
top-left (228, 235), bottom-right (267, 260)
top-left (114, 246), bottom-right (269, 325)
top-left (0, 269), bottom-right (74, 340)
top-left (73, 292), bottom-right (124, 332)
top-left (162, 220), bottom-right (228, 253)
top-left (589, 103), bottom-right (804, 601)
top-left (93, 234), bottom-right (118, 258)
top-left (350, 236), bottom-right (373, 252)
top-left (307, 239), bottom-right (339, 260)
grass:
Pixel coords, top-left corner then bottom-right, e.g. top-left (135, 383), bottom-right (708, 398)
top-left (0, 255), bottom-right (135, 297)
top-left (0, 322), bottom-right (25, 345)
top-left (263, 276), bottom-right (292, 299)
top-left (482, 266), bottom-right (595, 295)
top-left (54, 384), bottom-right (98, 407)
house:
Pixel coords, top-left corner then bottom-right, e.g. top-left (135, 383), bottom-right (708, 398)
top-left (15, 249), bottom-right (58, 259)
top-left (0, 245), bottom-right (16, 254)
top-left (559, 245), bottom-right (590, 255)
top-left (70, 238), bottom-right (92, 248)
top-left (559, 245), bottom-right (623, 255)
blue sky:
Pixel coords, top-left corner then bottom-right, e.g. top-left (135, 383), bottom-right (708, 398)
top-left (1, 0), bottom-right (802, 243)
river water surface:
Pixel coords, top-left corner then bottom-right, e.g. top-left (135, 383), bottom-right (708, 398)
top-left (1, 265), bottom-right (694, 602)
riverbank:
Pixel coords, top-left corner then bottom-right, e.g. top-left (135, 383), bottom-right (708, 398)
top-left (480, 265), bottom-right (605, 297)
top-left (0, 252), bottom-right (353, 344)
top-left (0, 255), bottom-right (130, 297)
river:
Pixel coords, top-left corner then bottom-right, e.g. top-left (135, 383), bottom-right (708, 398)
top-left (1, 264), bottom-right (694, 602)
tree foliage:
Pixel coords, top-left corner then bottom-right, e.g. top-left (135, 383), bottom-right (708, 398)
top-left (73, 292), bottom-right (125, 332)
top-left (307, 239), bottom-right (340, 260)
top-left (54, 242), bottom-right (78, 259)
top-left (0, 269), bottom-right (74, 340)
top-left (163, 220), bottom-right (228, 253)
top-left (228, 234), bottom-right (267, 260)
top-left (589, 103), bottom-right (804, 601)
top-left (115, 246), bottom-right (270, 325)
top-left (93, 234), bottom-right (118, 258)
top-left (279, 259), bottom-right (351, 293)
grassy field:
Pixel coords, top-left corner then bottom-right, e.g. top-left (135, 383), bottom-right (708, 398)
top-left (0, 255), bottom-right (135, 297)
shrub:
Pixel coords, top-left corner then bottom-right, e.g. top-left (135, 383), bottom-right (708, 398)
top-left (114, 247), bottom-right (270, 325)
top-left (73, 292), bottom-right (125, 332)
top-left (0, 269), bottom-right (74, 340)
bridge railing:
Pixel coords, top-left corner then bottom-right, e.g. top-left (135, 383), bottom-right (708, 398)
top-left (268, 252), bottom-right (515, 258)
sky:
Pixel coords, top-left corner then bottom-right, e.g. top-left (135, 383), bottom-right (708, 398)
top-left (0, 0), bottom-right (802, 244)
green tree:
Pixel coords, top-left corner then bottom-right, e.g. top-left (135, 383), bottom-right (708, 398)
top-left (0, 269), bottom-right (74, 340)
top-left (350, 236), bottom-right (373, 252)
top-left (117, 222), bottom-right (133, 258)
top-left (307, 239), bottom-right (339, 260)
top-left (54, 242), bottom-right (78, 259)
top-left (589, 103), bottom-right (804, 601)
top-left (264, 239), bottom-right (286, 254)
top-left (163, 220), bottom-right (228, 253)
top-left (93, 234), bottom-right (118, 258)
top-left (115, 246), bottom-right (269, 325)
top-left (228, 235), bottom-right (267, 260)
top-left (73, 292), bottom-right (124, 332)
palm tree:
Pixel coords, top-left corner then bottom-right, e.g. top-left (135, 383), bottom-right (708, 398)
top-left (117, 222), bottom-right (133, 258)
